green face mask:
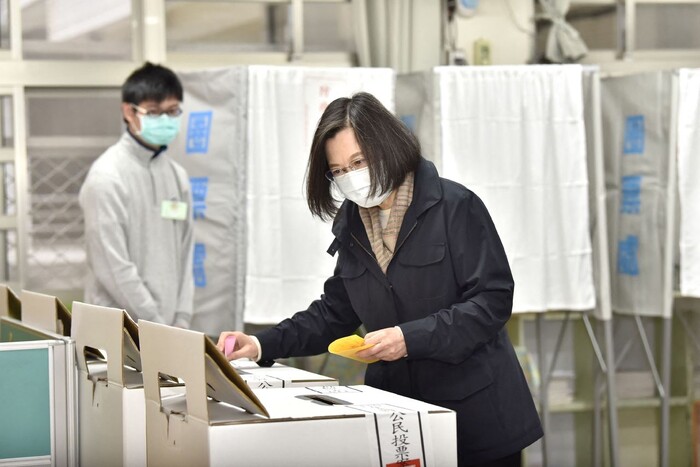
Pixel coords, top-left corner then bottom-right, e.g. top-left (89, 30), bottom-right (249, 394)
top-left (138, 114), bottom-right (182, 146)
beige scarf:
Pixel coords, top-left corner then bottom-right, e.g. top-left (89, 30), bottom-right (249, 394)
top-left (359, 172), bottom-right (415, 274)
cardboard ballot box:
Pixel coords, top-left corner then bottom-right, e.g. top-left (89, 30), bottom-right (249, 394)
top-left (231, 358), bottom-right (338, 388)
top-left (72, 302), bottom-right (182, 467)
top-left (140, 321), bottom-right (457, 467)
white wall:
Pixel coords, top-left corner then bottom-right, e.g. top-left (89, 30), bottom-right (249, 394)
top-left (453, 0), bottom-right (535, 65)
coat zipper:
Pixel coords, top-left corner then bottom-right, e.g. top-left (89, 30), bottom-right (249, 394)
top-left (350, 220), bottom-right (419, 271)
top-left (351, 232), bottom-right (378, 264)
top-left (393, 221), bottom-right (418, 257)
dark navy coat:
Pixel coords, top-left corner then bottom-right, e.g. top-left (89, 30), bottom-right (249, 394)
top-left (256, 158), bottom-right (543, 465)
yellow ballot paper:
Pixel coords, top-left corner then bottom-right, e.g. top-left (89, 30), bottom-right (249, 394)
top-left (328, 334), bottom-right (378, 364)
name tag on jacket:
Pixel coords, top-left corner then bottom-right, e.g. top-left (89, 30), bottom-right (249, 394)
top-left (161, 200), bottom-right (188, 220)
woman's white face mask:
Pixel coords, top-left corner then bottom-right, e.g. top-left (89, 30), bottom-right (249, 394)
top-left (333, 167), bottom-right (391, 208)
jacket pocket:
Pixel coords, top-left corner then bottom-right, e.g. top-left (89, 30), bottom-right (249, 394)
top-left (338, 257), bottom-right (367, 279)
top-left (398, 243), bottom-right (445, 267)
top-left (395, 243), bottom-right (449, 300)
top-left (337, 256), bottom-right (373, 316)
top-left (414, 357), bottom-right (493, 401)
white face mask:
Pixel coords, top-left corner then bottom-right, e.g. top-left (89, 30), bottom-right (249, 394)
top-left (333, 167), bottom-right (392, 208)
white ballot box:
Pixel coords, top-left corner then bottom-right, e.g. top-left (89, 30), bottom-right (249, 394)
top-left (140, 321), bottom-right (457, 467)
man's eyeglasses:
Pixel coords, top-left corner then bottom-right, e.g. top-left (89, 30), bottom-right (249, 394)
top-left (325, 158), bottom-right (368, 181)
top-left (131, 103), bottom-right (183, 118)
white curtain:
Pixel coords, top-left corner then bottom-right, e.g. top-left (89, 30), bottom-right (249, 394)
top-left (437, 65), bottom-right (595, 313)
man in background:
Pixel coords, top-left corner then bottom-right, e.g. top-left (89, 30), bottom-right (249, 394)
top-left (79, 62), bottom-right (194, 327)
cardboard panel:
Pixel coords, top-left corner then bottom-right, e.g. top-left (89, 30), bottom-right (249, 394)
top-left (20, 290), bottom-right (71, 336)
top-left (139, 320), bottom-right (268, 419)
top-left (0, 284), bottom-right (21, 320)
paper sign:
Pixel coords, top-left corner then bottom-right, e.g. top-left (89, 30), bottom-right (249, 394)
top-left (328, 335), bottom-right (378, 364)
top-left (224, 335), bottom-right (237, 358)
top-left (351, 404), bottom-right (425, 467)
top-left (623, 114), bottom-right (645, 154)
top-left (186, 110), bottom-right (213, 154)
top-left (620, 175), bottom-right (642, 215)
top-left (193, 243), bottom-right (206, 288)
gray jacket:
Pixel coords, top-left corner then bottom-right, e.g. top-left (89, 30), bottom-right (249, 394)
top-left (79, 132), bottom-right (194, 326)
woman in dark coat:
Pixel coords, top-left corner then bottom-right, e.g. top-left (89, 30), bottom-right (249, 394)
top-left (218, 92), bottom-right (542, 467)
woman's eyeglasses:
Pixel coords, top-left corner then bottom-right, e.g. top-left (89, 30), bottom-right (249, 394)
top-left (325, 158), bottom-right (367, 181)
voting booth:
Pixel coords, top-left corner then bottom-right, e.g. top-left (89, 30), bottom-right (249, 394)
top-left (140, 320), bottom-right (457, 467)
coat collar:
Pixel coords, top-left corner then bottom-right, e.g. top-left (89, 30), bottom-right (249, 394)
top-left (330, 158), bottom-right (442, 248)
top-left (122, 129), bottom-right (168, 166)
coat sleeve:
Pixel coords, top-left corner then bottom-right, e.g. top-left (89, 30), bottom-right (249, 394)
top-left (80, 173), bottom-right (164, 324)
top-left (399, 191), bottom-right (514, 364)
top-left (254, 257), bottom-right (363, 361)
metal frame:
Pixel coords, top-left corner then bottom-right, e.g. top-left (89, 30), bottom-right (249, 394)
top-left (656, 70), bottom-right (679, 467)
top-left (590, 70), bottom-right (621, 467)
top-left (0, 337), bottom-right (75, 466)
top-left (12, 84), bottom-right (27, 292)
top-left (536, 311), bottom-right (619, 467)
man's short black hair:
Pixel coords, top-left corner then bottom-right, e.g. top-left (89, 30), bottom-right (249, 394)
top-left (122, 62), bottom-right (183, 104)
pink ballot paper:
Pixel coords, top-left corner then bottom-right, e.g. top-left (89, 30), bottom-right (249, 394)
top-left (224, 335), bottom-right (237, 357)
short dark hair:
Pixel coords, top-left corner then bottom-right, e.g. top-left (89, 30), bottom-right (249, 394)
top-left (121, 62), bottom-right (183, 104)
top-left (306, 92), bottom-right (421, 221)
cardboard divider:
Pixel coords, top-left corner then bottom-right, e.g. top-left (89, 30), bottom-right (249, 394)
top-left (72, 302), bottom-right (139, 385)
top-left (139, 320), bottom-right (268, 420)
top-left (20, 290), bottom-right (71, 337)
top-left (0, 284), bottom-right (21, 320)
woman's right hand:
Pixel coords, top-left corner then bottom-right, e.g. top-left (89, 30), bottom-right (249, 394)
top-left (216, 331), bottom-right (259, 361)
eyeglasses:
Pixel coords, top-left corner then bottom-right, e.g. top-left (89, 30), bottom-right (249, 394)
top-left (131, 103), bottom-right (183, 118)
top-left (325, 158), bottom-right (368, 181)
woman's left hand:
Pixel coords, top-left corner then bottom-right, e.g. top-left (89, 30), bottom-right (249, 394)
top-left (356, 327), bottom-right (407, 362)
